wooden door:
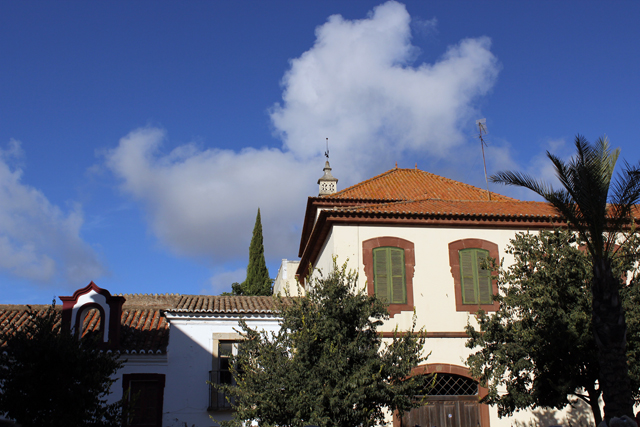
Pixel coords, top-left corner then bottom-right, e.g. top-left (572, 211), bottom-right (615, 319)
top-left (401, 398), bottom-right (480, 427)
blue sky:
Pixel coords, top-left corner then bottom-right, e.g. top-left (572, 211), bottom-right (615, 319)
top-left (1, 1), bottom-right (639, 303)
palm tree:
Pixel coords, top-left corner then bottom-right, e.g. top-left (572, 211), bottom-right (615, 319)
top-left (492, 135), bottom-right (640, 424)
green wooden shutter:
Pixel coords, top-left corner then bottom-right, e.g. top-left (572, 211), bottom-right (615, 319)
top-left (373, 248), bottom-right (389, 302)
top-left (476, 251), bottom-right (493, 304)
top-left (459, 249), bottom-right (477, 304)
top-left (459, 249), bottom-right (492, 305)
top-left (373, 247), bottom-right (406, 304)
top-left (390, 248), bottom-right (406, 304)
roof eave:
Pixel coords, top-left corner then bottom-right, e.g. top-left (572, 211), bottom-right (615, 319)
top-left (298, 197), bottom-right (402, 258)
top-left (296, 209), bottom-right (566, 281)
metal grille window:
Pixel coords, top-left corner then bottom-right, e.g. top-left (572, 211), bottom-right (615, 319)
top-left (426, 374), bottom-right (478, 396)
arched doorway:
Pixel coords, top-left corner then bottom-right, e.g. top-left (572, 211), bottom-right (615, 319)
top-left (394, 364), bottom-right (490, 427)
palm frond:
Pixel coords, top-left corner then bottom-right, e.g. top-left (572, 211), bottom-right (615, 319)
top-left (490, 171), bottom-right (552, 198)
top-left (605, 161), bottom-right (640, 253)
top-left (492, 134), bottom-right (637, 262)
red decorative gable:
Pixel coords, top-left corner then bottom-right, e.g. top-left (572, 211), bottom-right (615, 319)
top-left (60, 282), bottom-right (126, 349)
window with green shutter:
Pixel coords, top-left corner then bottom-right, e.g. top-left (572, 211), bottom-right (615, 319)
top-left (459, 248), bottom-right (492, 305)
top-left (373, 247), bottom-right (406, 304)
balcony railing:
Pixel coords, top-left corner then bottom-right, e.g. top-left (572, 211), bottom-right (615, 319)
top-left (208, 370), bottom-right (234, 411)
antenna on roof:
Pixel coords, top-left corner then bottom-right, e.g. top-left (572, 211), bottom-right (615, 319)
top-left (476, 118), bottom-right (492, 201)
top-left (325, 138), bottom-right (329, 160)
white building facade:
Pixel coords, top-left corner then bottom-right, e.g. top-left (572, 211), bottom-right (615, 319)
top-left (289, 165), bottom-right (596, 427)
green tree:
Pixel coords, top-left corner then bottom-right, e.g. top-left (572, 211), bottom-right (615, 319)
top-left (231, 208), bottom-right (272, 296)
top-left (491, 135), bottom-right (640, 422)
top-left (215, 261), bottom-right (432, 427)
top-left (466, 230), bottom-right (640, 426)
top-left (0, 303), bottom-right (124, 427)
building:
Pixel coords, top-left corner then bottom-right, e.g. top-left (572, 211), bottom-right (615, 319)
top-left (0, 282), bottom-right (281, 427)
top-left (284, 163), bottom-right (595, 427)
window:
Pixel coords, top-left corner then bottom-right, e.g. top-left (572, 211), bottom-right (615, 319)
top-left (401, 374), bottom-right (481, 427)
top-left (426, 373), bottom-right (479, 396)
top-left (459, 249), bottom-right (492, 305)
top-left (448, 239), bottom-right (499, 313)
top-left (373, 247), bottom-right (406, 304)
top-left (210, 337), bottom-right (242, 411)
top-left (218, 342), bottom-right (235, 387)
top-left (122, 374), bottom-right (165, 427)
top-left (363, 237), bottom-right (415, 318)
top-left (398, 363), bottom-right (491, 427)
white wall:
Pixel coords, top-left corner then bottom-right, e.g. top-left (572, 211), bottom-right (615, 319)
top-left (311, 224), bottom-right (528, 333)
top-left (307, 223), bottom-right (601, 427)
top-left (273, 259), bottom-right (302, 296)
top-left (108, 314), bottom-right (281, 427)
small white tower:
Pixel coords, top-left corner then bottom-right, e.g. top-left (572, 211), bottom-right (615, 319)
top-left (318, 160), bottom-right (338, 196)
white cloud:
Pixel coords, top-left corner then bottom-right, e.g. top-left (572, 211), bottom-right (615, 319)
top-left (270, 1), bottom-right (500, 181)
top-left (527, 138), bottom-right (568, 186)
top-left (0, 140), bottom-right (106, 285)
top-left (483, 137), bottom-right (572, 202)
top-left (106, 1), bottom-right (501, 268)
top-left (105, 128), bottom-right (317, 262)
top-left (412, 16), bottom-right (438, 37)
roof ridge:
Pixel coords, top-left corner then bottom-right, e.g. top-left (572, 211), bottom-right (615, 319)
top-left (167, 295), bottom-right (279, 302)
top-left (0, 304), bottom-right (59, 310)
top-left (121, 293), bottom-right (180, 296)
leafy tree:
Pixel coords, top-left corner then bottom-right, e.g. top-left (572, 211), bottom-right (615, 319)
top-left (466, 230), bottom-right (640, 426)
top-left (0, 303), bottom-right (124, 427)
top-left (231, 208), bottom-right (272, 296)
top-left (492, 135), bottom-right (640, 422)
top-left (216, 261), bottom-right (432, 427)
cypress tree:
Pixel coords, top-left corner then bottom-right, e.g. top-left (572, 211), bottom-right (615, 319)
top-left (237, 208), bottom-right (272, 296)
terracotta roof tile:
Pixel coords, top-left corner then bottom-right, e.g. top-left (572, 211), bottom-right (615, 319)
top-left (119, 308), bottom-right (169, 354)
top-left (326, 168), bottom-right (515, 202)
top-left (0, 294), bottom-right (284, 353)
top-left (172, 295), bottom-right (281, 314)
top-left (0, 305), bottom-right (60, 343)
top-left (121, 293), bottom-right (182, 309)
top-left (0, 304), bottom-right (170, 354)
top-left (337, 198), bottom-right (559, 219)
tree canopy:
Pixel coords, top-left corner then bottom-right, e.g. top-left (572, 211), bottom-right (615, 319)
top-left (492, 135), bottom-right (640, 421)
top-left (230, 208), bottom-right (272, 296)
top-left (466, 230), bottom-right (640, 426)
top-left (216, 261), bottom-right (432, 427)
top-left (0, 303), bottom-right (123, 427)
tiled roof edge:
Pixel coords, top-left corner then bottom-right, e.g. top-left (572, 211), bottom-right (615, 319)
top-left (167, 308), bottom-right (276, 314)
top-left (331, 208), bottom-right (562, 221)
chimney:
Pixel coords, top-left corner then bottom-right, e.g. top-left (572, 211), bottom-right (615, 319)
top-left (317, 160), bottom-right (338, 196)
